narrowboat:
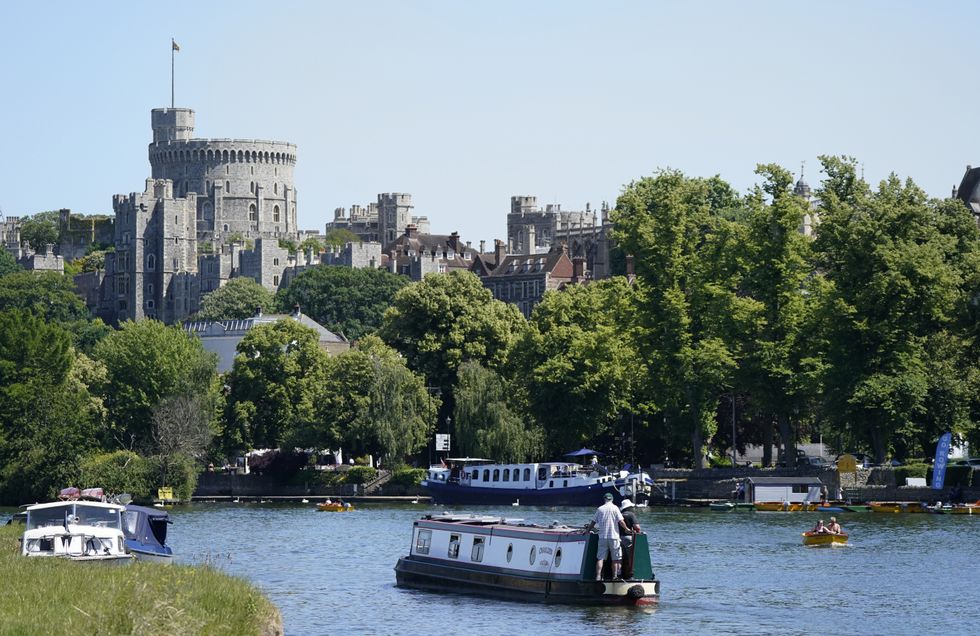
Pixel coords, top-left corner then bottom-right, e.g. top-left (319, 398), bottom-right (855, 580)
top-left (421, 458), bottom-right (620, 506)
top-left (21, 500), bottom-right (133, 563)
top-left (122, 505), bottom-right (173, 563)
top-left (394, 514), bottom-right (660, 605)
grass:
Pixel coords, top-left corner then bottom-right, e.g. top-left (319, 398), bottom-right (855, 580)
top-left (0, 524), bottom-right (282, 636)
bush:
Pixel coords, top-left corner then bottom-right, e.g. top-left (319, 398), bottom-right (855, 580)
top-left (146, 454), bottom-right (200, 502)
top-left (344, 466), bottom-right (377, 484)
top-left (77, 451), bottom-right (154, 501)
top-left (894, 463), bottom-right (929, 485)
top-left (926, 464), bottom-right (972, 488)
top-left (389, 468), bottom-right (426, 487)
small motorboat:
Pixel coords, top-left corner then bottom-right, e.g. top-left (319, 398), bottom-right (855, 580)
top-left (754, 502), bottom-right (817, 512)
top-left (802, 532), bottom-right (848, 547)
top-left (122, 505), bottom-right (174, 563)
top-left (317, 501), bottom-right (354, 512)
top-left (869, 502), bottom-right (927, 513)
top-left (22, 500), bottom-right (133, 563)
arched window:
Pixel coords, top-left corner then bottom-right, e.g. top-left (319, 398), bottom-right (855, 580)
top-left (250, 182), bottom-right (255, 194)
top-left (225, 180), bottom-right (230, 193)
top-left (147, 283), bottom-right (154, 296)
top-left (274, 183), bottom-right (278, 194)
top-left (273, 205), bottom-right (280, 222)
top-left (146, 254), bottom-right (156, 271)
top-left (222, 150), bottom-right (229, 162)
top-left (238, 150), bottom-right (244, 163)
top-left (502, 469), bottom-right (510, 482)
top-left (523, 468), bottom-right (531, 481)
top-left (249, 203), bottom-right (257, 222)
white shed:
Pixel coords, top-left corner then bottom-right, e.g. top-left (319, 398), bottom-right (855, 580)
top-left (744, 476), bottom-right (824, 503)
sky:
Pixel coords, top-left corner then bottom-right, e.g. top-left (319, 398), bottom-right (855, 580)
top-left (1, 1), bottom-right (977, 244)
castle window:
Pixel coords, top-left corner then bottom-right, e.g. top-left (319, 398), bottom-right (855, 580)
top-left (226, 166), bottom-right (229, 175)
top-left (273, 205), bottom-right (280, 222)
top-left (273, 258), bottom-right (279, 266)
top-left (274, 183), bottom-right (278, 194)
top-left (273, 275), bottom-right (279, 286)
top-left (146, 254), bottom-right (156, 271)
top-left (225, 180), bottom-right (230, 192)
top-left (223, 224), bottom-right (229, 232)
top-left (250, 182), bottom-right (255, 194)
top-left (249, 204), bottom-right (257, 222)
top-left (146, 299), bottom-right (154, 310)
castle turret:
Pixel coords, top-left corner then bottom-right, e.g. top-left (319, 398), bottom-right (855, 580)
top-left (151, 108), bottom-right (195, 143)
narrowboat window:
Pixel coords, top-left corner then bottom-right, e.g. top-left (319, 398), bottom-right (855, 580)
top-left (523, 468), bottom-right (531, 481)
top-left (415, 529), bottom-right (431, 555)
top-left (563, 480), bottom-right (568, 487)
top-left (792, 484), bottom-right (809, 494)
top-left (503, 469), bottom-right (510, 482)
top-left (448, 533), bottom-right (460, 559)
top-left (555, 548), bottom-right (562, 567)
top-left (493, 469), bottom-right (500, 482)
top-left (471, 537), bottom-right (485, 562)
top-left (483, 469), bottom-right (490, 481)
top-left (529, 546), bottom-right (536, 565)
top-left (538, 467), bottom-right (547, 480)
top-left (506, 543), bottom-right (513, 563)
top-left (549, 480), bottom-right (554, 488)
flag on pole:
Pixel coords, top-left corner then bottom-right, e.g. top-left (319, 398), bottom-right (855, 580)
top-left (172, 39), bottom-right (180, 52)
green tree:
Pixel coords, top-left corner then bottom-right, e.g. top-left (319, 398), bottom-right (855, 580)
top-left (379, 270), bottom-right (525, 426)
top-left (222, 319), bottom-right (331, 451)
top-left (613, 170), bottom-right (750, 468)
top-left (0, 310), bottom-right (104, 503)
top-left (197, 277), bottom-right (275, 320)
top-left (0, 249), bottom-right (20, 277)
top-left (454, 361), bottom-right (542, 462)
top-left (18, 211), bottom-right (60, 249)
top-left (324, 228), bottom-right (360, 247)
top-left (276, 265), bottom-right (408, 340)
top-left (94, 320), bottom-right (218, 451)
top-left (299, 236), bottom-right (324, 253)
top-left (508, 279), bottom-right (638, 456)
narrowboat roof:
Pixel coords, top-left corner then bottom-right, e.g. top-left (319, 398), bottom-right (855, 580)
top-left (417, 514), bottom-right (587, 536)
top-left (744, 477), bottom-right (823, 485)
top-left (26, 501), bottom-right (125, 511)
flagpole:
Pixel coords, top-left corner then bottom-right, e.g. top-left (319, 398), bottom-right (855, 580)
top-left (171, 38), bottom-right (175, 108)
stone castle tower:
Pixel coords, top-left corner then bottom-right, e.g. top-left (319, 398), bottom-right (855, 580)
top-left (148, 107), bottom-right (298, 243)
top-left (378, 193), bottom-right (413, 246)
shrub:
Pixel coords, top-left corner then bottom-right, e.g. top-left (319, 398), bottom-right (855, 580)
top-left (926, 464), bottom-right (972, 487)
top-left (146, 454), bottom-right (200, 502)
top-left (344, 466), bottom-right (377, 484)
top-left (77, 451), bottom-right (155, 501)
top-left (389, 468), bottom-right (426, 487)
top-left (894, 463), bottom-right (929, 485)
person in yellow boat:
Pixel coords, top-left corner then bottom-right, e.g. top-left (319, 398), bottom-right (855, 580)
top-left (812, 519), bottom-right (828, 533)
top-left (827, 517), bottom-right (842, 534)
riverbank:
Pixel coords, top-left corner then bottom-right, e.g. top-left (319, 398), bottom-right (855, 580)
top-left (0, 525), bottom-right (282, 636)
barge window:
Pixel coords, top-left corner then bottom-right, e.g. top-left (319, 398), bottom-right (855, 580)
top-left (503, 469), bottom-right (510, 482)
top-left (471, 537), bottom-right (485, 562)
top-left (506, 543), bottom-right (513, 563)
top-left (529, 546), bottom-right (536, 565)
top-left (538, 467), bottom-right (547, 480)
top-left (493, 469), bottom-right (500, 482)
top-left (415, 530), bottom-right (431, 555)
top-left (555, 548), bottom-right (562, 567)
top-left (549, 480), bottom-right (554, 488)
top-left (563, 480), bottom-right (568, 487)
top-left (483, 470), bottom-right (490, 481)
top-left (448, 534), bottom-right (460, 559)
top-left (792, 485), bottom-right (809, 493)
top-left (524, 468), bottom-right (531, 481)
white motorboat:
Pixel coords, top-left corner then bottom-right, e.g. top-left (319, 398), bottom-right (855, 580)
top-left (21, 500), bottom-right (133, 563)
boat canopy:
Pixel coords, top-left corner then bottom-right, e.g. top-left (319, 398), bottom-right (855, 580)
top-left (563, 448), bottom-right (605, 457)
top-left (122, 505), bottom-right (171, 549)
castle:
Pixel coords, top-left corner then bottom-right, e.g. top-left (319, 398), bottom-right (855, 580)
top-left (82, 107), bottom-right (308, 325)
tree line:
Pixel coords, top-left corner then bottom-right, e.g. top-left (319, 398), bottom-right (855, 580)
top-left (1, 156), bottom-right (978, 504)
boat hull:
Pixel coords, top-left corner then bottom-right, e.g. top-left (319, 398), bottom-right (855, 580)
top-left (395, 556), bottom-right (659, 605)
top-left (317, 504), bottom-right (354, 512)
top-left (125, 543), bottom-right (173, 564)
top-left (420, 480), bottom-right (619, 507)
top-left (802, 532), bottom-right (848, 547)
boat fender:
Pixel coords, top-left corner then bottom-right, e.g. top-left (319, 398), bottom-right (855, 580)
top-left (627, 585), bottom-right (645, 600)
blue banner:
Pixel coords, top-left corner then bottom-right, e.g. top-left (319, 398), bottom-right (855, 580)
top-left (932, 432), bottom-right (952, 490)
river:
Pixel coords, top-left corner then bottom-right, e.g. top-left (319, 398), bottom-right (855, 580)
top-left (149, 502), bottom-right (979, 635)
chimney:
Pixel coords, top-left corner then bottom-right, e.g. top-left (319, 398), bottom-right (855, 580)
top-left (449, 231), bottom-right (460, 253)
top-left (405, 224), bottom-right (418, 238)
top-left (479, 239), bottom-right (486, 254)
top-left (525, 225), bottom-right (536, 255)
top-left (494, 239), bottom-right (506, 268)
top-left (572, 255), bottom-right (586, 282)
top-left (626, 255), bottom-right (635, 277)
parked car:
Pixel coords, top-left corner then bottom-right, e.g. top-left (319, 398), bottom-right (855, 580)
top-left (952, 458), bottom-right (980, 466)
top-left (801, 456), bottom-right (828, 467)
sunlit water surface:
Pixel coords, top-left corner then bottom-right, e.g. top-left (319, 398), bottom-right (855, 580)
top-left (12, 503), bottom-right (979, 635)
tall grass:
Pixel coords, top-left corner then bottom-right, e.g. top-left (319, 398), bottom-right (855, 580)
top-left (0, 525), bottom-right (281, 635)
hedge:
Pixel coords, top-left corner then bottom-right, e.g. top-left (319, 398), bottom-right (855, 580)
top-left (344, 465), bottom-right (377, 484)
top-left (894, 463), bottom-right (929, 485)
top-left (926, 464), bottom-right (973, 488)
top-left (389, 468), bottom-right (426, 487)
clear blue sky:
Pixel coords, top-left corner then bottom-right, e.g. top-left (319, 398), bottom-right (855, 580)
top-left (1, 1), bottom-right (976, 244)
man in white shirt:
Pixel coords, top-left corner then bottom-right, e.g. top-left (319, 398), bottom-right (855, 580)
top-left (585, 492), bottom-right (630, 580)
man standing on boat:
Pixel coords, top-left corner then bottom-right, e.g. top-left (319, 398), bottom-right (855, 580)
top-left (619, 499), bottom-right (641, 578)
top-left (585, 493), bottom-right (631, 580)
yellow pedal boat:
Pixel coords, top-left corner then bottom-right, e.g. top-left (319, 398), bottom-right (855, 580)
top-left (317, 502), bottom-right (354, 512)
top-left (869, 502), bottom-right (927, 513)
top-left (754, 502), bottom-right (818, 512)
top-left (802, 531), bottom-right (848, 547)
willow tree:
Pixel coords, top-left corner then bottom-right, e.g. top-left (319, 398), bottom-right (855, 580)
top-left (613, 170), bottom-right (750, 468)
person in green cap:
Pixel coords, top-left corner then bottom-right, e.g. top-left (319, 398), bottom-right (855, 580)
top-left (585, 492), bottom-right (630, 580)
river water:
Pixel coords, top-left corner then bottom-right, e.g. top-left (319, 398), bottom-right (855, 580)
top-left (149, 502), bottom-right (979, 635)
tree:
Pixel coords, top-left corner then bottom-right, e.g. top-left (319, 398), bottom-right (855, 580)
top-left (152, 393), bottom-right (215, 489)
top-left (222, 319), bottom-right (331, 452)
top-left (94, 320), bottom-right (218, 451)
top-left (379, 270), bottom-right (525, 428)
top-left (197, 277), bottom-right (275, 320)
top-left (811, 156), bottom-right (974, 462)
top-left (276, 265), bottom-right (409, 340)
top-left (299, 236), bottom-right (324, 253)
top-left (18, 211), bottom-right (60, 249)
top-left (454, 361), bottom-right (542, 462)
top-left (0, 248), bottom-right (20, 277)
top-left (0, 310), bottom-right (104, 503)
top-left (507, 279), bottom-right (638, 456)
top-left (612, 170), bottom-right (750, 468)
top-left (324, 228), bottom-right (360, 247)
